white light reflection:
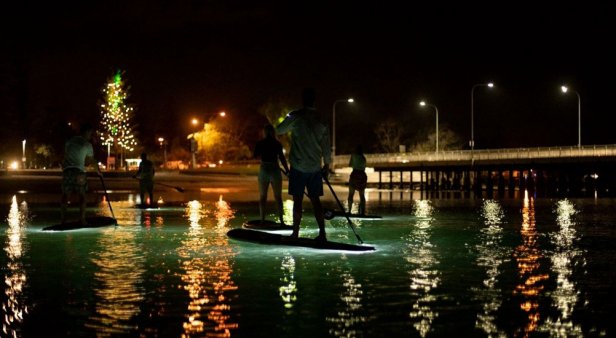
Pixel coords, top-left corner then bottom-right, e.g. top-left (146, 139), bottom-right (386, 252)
top-left (539, 199), bottom-right (584, 336)
top-left (283, 199), bottom-right (294, 225)
top-left (406, 200), bottom-right (440, 337)
top-left (178, 199), bottom-right (238, 337)
top-left (514, 191), bottom-right (549, 336)
top-left (326, 257), bottom-right (366, 338)
top-left (474, 199), bottom-right (509, 336)
top-left (412, 200), bottom-right (434, 219)
top-left (3, 196), bottom-right (30, 337)
top-left (278, 254), bottom-right (297, 310)
top-left (85, 227), bottom-right (145, 335)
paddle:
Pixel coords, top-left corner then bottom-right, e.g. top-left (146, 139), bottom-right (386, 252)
top-left (322, 174), bottom-right (364, 244)
top-left (97, 170), bottom-right (117, 225)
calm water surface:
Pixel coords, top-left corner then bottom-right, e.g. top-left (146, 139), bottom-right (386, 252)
top-left (1, 190), bottom-right (615, 337)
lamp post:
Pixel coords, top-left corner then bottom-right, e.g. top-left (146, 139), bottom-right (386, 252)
top-left (470, 82), bottom-right (494, 153)
top-left (561, 85), bottom-right (581, 148)
top-left (158, 137), bottom-right (167, 169)
top-left (419, 101), bottom-right (439, 154)
top-left (332, 98), bottom-right (354, 168)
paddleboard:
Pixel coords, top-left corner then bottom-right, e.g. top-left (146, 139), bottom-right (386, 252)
top-left (43, 216), bottom-right (117, 231)
top-left (243, 219), bottom-right (293, 231)
top-left (227, 228), bottom-right (375, 252)
top-left (324, 209), bottom-right (382, 220)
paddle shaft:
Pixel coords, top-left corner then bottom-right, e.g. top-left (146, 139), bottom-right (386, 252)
top-left (98, 174), bottom-right (117, 223)
top-left (322, 174), bottom-right (364, 244)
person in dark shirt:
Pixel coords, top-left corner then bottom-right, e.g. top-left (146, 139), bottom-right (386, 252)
top-left (133, 152), bottom-right (155, 206)
top-left (254, 124), bottom-right (290, 226)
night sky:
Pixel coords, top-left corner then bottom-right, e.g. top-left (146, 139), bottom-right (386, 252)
top-left (1, 1), bottom-right (613, 160)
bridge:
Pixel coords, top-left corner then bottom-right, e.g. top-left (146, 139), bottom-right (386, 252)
top-left (333, 144), bottom-right (616, 197)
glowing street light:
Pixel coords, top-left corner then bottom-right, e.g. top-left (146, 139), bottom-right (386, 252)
top-left (158, 137), bottom-right (167, 169)
top-left (332, 98), bottom-right (354, 168)
top-left (22, 139), bottom-right (26, 169)
top-left (470, 82), bottom-right (494, 152)
top-left (561, 85), bottom-right (582, 148)
top-left (419, 101), bottom-right (439, 154)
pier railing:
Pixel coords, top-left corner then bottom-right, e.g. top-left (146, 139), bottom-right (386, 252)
top-left (333, 144), bottom-right (616, 167)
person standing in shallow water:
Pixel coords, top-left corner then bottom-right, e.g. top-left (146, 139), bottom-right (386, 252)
top-left (276, 87), bottom-right (331, 241)
top-left (61, 122), bottom-right (99, 225)
top-left (347, 145), bottom-right (367, 215)
top-left (133, 152), bottom-right (155, 206)
top-left (254, 124), bottom-right (290, 226)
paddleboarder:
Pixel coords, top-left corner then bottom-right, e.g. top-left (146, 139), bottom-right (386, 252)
top-left (276, 87), bottom-right (331, 242)
top-left (254, 124), bottom-right (290, 226)
top-left (133, 152), bottom-right (156, 206)
top-left (347, 145), bottom-right (367, 215)
top-left (60, 122), bottom-right (100, 225)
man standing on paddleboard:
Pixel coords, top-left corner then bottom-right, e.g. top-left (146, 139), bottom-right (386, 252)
top-left (60, 122), bottom-right (100, 225)
top-left (276, 88), bottom-right (331, 242)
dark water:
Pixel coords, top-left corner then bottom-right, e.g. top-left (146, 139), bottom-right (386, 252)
top-left (1, 190), bottom-right (615, 337)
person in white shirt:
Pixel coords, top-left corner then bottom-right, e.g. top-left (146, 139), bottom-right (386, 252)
top-left (60, 123), bottom-right (98, 225)
top-left (276, 88), bottom-right (331, 241)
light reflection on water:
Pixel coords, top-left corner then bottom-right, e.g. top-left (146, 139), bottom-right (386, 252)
top-left (405, 199), bottom-right (440, 337)
top-left (539, 199), bottom-right (584, 336)
top-left (326, 256), bottom-right (367, 338)
top-left (514, 191), bottom-right (549, 336)
top-left (177, 196), bottom-right (238, 337)
top-left (85, 226), bottom-right (146, 336)
top-left (3, 196), bottom-right (29, 337)
top-left (474, 199), bottom-right (509, 337)
top-left (1, 190), bottom-right (614, 336)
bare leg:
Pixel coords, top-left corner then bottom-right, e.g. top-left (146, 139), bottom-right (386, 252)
top-left (291, 194), bottom-right (303, 238)
top-left (61, 193), bottom-right (69, 223)
top-left (273, 178), bottom-right (285, 226)
top-left (347, 186), bottom-right (356, 213)
top-left (309, 195), bottom-right (326, 241)
top-left (359, 189), bottom-right (366, 215)
top-left (79, 192), bottom-right (87, 225)
top-left (258, 178), bottom-right (269, 222)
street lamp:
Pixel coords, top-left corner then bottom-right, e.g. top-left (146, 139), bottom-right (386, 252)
top-left (332, 98), bottom-right (354, 168)
top-left (561, 85), bottom-right (582, 148)
top-left (470, 82), bottom-right (494, 152)
top-left (158, 137), bottom-right (167, 169)
top-left (419, 101), bottom-right (439, 154)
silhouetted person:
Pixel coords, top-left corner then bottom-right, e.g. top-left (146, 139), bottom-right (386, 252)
top-left (134, 152), bottom-right (155, 206)
top-left (277, 87), bottom-right (331, 241)
top-left (254, 124), bottom-right (290, 225)
top-left (61, 122), bottom-right (99, 225)
top-left (347, 145), bottom-right (367, 215)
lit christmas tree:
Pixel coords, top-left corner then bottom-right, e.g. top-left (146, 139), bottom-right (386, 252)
top-left (99, 70), bottom-right (137, 169)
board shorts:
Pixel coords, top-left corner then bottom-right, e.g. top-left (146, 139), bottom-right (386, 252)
top-left (349, 169), bottom-right (367, 190)
top-left (288, 167), bottom-right (323, 197)
top-left (259, 162), bottom-right (282, 185)
top-left (62, 168), bottom-right (88, 194)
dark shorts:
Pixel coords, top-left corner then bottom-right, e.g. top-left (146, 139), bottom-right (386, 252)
top-left (258, 162), bottom-right (282, 186)
top-left (349, 170), bottom-right (367, 190)
top-left (140, 179), bottom-right (154, 193)
top-left (62, 168), bottom-right (88, 194)
top-left (288, 168), bottom-right (323, 197)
